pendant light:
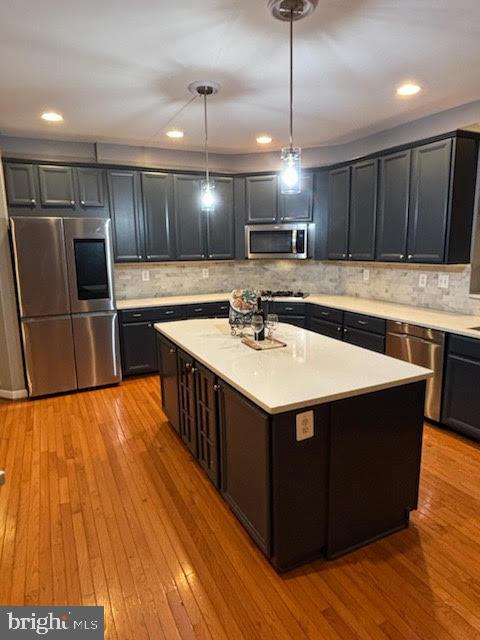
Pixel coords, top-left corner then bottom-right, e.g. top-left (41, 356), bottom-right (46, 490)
top-left (189, 80), bottom-right (220, 212)
top-left (269, 0), bottom-right (318, 194)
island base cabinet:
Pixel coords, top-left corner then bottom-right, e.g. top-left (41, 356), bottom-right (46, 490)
top-left (327, 381), bottom-right (425, 558)
top-left (195, 365), bottom-right (220, 487)
top-left (157, 335), bottom-right (180, 434)
top-left (177, 350), bottom-right (198, 457)
top-left (219, 383), bottom-right (271, 555)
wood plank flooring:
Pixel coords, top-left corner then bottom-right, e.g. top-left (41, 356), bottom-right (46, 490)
top-left (1, 375), bottom-right (480, 639)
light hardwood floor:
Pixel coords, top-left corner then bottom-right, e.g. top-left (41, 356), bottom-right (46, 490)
top-left (0, 376), bottom-right (480, 639)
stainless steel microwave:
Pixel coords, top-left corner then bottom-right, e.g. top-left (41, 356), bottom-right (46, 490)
top-left (245, 223), bottom-right (313, 259)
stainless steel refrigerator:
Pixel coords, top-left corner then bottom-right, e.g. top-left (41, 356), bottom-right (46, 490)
top-left (10, 216), bottom-right (121, 397)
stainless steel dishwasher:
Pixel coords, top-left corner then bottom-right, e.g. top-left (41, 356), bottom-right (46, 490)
top-left (386, 321), bottom-right (445, 421)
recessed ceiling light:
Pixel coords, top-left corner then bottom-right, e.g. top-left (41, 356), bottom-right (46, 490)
top-left (41, 111), bottom-right (64, 122)
top-left (166, 130), bottom-right (184, 139)
top-left (256, 135), bottom-right (273, 145)
top-left (396, 83), bottom-right (421, 97)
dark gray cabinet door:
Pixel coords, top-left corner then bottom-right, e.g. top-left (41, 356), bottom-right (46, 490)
top-left (309, 317), bottom-right (343, 340)
top-left (76, 167), bottom-right (105, 208)
top-left (219, 382), bottom-right (271, 554)
top-left (195, 364), bottom-right (220, 487)
top-left (327, 167), bottom-right (350, 260)
top-left (177, 349), bottom-right (198, 456)
top-left (108, 170), bottom-right (144, 262)
top-left (245, 175), bottom-right (278, 223)
top-left (4, 163), bottom-right (37, 206)
top-left (157, 334), bottom-right (180, 434)
top-left (120, 321), bottom-right (157, 375)
top-left (376, 150), bottom-right (411, 262)
top-left (348, 159), bottom-right (377, 261)
top-left (174, 174), bottom-right (205, 260)
top-left (278, 171), bottom-right (314, 222)
top-left (407, 139), bottom-right (452, 263)
top-left (206, 177), bottom-right (234, 259)
top-left (38, 165), bottom-right (75, 207)
top-left (343, 327), bottom-right (385, 353)
top-left (141, 171), bottom-right (175, 261)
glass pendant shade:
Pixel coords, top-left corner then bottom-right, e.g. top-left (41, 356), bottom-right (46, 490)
top-left (200, 179), bottom-right (216, 212)
top-left (280, 147), bottom-right (301, 194)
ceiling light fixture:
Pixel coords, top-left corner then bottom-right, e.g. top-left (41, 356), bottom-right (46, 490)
top-left (269, 0), bottom-right (318, 194)
top-left (189, 80), bottom-right (220, 213)
top-left (256, 135), bottom-right (273, 145)
top-left (41, 111), bottom-right (64, 122)
top-left (396, 83), bottom-right (421, 97)
top-left (166, 129), bottom-right (184, 139)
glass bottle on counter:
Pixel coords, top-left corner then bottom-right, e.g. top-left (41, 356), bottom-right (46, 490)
top-left (253, 296), bottom-right (265, 341)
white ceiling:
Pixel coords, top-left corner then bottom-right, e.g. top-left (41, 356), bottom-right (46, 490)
top-left (0, 0), bottom-right (479, 153)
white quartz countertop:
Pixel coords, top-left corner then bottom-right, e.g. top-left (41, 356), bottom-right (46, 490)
top-left (155, 319), bottom-right (431, 414)
top-left (118, 292), bottom-right (480, 339)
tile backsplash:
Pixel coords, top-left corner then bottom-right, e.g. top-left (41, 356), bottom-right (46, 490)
top-left (114, 260), bottom-right (480, 315)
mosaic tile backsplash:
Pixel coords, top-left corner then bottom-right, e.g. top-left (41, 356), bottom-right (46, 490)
top-left (114, 261), bottom-right (480, 315)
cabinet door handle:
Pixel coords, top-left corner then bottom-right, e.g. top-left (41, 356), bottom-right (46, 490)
top-left (164, 311), bottom-right (174, 315)
top-left (357, 320), bottom-right (367, 326)
top-left (337, 326), bottom-right (343, 332)
top-left (320, 311), bottom-right (329, 317)
top-left (399, 254), bottom-right (404, 259)
top-left (30, 198), bottom-right (36, 205)
top-left (285, 307), bottom-right (294, 311)
top-left (132, 313), bottom-right (142, 318)
top-left (190, 367), bottom-right (197, 374)
top-left (185, 362), bottom-right (192, 370)
top-left (169, 348), bottom-right (176, 354)
top-left (342, 253), bottom-right (347, 258)
top-left (194, 308), bottom-right (203, 312)
top-left (70, 200), bottom-right (75, 206)
top-left (80, 200), bottom-right (85, 206)
top-left (213, 384), bottom-right (220, 391)
top-left (348, 253), bottom-right (352, 258)
top-left (408, 254), bottom-right (413, 260)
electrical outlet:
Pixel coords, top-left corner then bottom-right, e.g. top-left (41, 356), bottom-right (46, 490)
top-left (141, 270), bottom-right (150, 282)
top-left (202, 268), bottom-right (209, 279)
top-left (296, 410), bottom-right (314, 441)
top-left (438, 273), bottom-right (449, 289)
top-left (363, 268), bottom-right (370, 282)
top-left (418, 274), bottom-right (427, 288)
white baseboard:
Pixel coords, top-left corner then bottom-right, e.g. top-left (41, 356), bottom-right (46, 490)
top-left (0, 388), bottom-right (28, 400)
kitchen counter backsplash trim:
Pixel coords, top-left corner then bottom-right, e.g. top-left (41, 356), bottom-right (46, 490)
top-left (114, 260), bottom-right (480, 316)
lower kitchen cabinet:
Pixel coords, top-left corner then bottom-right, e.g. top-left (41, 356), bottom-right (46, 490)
top-left (195, 364), bottom-right (220, 487)
top-left (309, 317), bottom-right (343, 339)
top-left (278, 315), bottom-right (305, 328)
top-left (120, 321), bottom-right (158, 375)
top-left (177, 350), bottom-right (198, 456)
top-left (219, 382), bottom-right (271, 554)
top-left (442, 335), bottom-right (480, 441)
top-left (343, 327), bottom-right (385, 353)
top-left (157, 334), bottom-right (180, 434)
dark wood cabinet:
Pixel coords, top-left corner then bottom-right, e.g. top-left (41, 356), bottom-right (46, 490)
top-left (108, 169), bottom-right (144, 262)
top-left (245, 175), bottom-right (278, 223)
top-left (195, 364), bottom-right (220, 487)
top-left (442, 335), bottom-right (480, 442)
top-left (157, 334), bottom-right (180, 434)
top-left (38, 165), bottom-right (75, 207)
top-left (278, 171), bottom-right (314, 222)
top-left (343, 327), bottom-right (385, 353)
top-left (4, 163), bottom-right (37, 206)
top-left (76, 167), bottom-right (105, 208)
top-left (407, 139), bottom-right (452, 263)
top-left (206, 177), bottom-right (234, 259)
top-left (141, 171), bottom-right (175, 261)
top-left (120, 321), bottom-right (157, 375)
top-left (177, 349), bottom-right (198, 456)
top-left (348, 159), bottom-right (377, 261)
top-left (219, 382), bottom-right (271, 554)
top-left (327, 166), bottom-right (350, 260)
top-left (309, 317), bottom-right (343, 340)
top-left (174, 174), bottom-right (205, 260)
top-left (376, 150), bottom-right (411, 262)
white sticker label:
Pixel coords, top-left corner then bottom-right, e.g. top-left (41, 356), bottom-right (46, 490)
top-left (296, 410), bottom-right (314, 441)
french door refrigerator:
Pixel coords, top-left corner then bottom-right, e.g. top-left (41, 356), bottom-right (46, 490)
top-left (10, 216), bottom-right (121, 397)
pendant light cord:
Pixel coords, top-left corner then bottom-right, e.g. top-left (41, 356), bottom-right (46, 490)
top-left (289, 8), bottom-right (294, 151)
top-left (203, 92), bottom-right (210, 182)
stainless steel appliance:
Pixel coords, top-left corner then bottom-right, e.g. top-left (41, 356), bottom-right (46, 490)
top-left (10, 216), bottom-right (121, 397)
top-left (386, 321), bottom-right (445, 421)
top-left (245, 223), bottom-right (313, 259)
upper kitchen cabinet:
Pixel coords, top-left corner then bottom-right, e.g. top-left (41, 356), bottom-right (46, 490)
top-left (38, 165), bottom-right (75, 207)
top-left (107, 169), bottom-right (144, 262)
top-left (327, 166), bottom-right (350, 260)
top-left (174, 174), bottom-right (206, 260)
top-left (376, 150), bottom-right (411, 262)
top-left (278, 171), bottom-right (314, 222)
top-left (348, 159), bottom-right (377, 261)
top-left (141, 171), bottom-right (175, 261)
top-left (245, 175), bottom-right (278, 223)
top-left (4, 163), bottom-right (38, 207)
top-left (206, 177), bottom-right (234, 259)
top-left (76, 167), bottom-right (105, 208)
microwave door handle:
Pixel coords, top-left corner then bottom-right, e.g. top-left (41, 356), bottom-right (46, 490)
top-left (291, 229), bottom-right (298, 254)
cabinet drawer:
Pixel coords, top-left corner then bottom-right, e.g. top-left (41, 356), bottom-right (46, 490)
top-left (309, 304), bottom-right (344, 324)
top-left (120, 306), bottom-right (183, 323)
top-left (309, 317), bottom-right (343, 340)
top-left (269, 301), bottom-right (305, 316)
top-left (278, 315), bottom-right (305, 328)
top-left (343, 327), bottom-right (385, 353)
top-left (344, 312), bottom-right (386, 335)
top-left (183, 301), bottom-right (229, 318)
top-left (448, 334), bottom-right (480, 360)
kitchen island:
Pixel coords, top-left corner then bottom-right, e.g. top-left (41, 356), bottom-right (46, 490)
top-left (155, 319), bottom-right (431, 571)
